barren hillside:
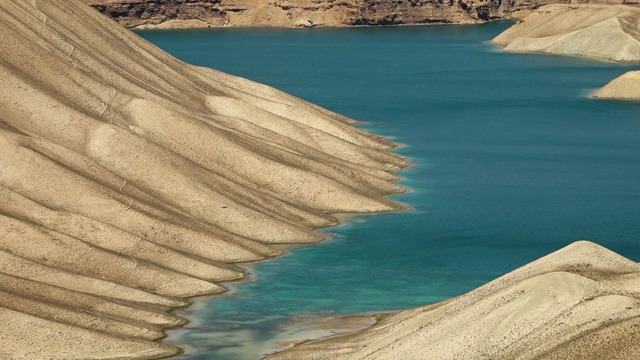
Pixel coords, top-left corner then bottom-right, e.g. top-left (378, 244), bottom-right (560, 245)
top-left (0, 0), bottom-right (406, 357)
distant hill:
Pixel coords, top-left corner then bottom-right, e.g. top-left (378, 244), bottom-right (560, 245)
top-left (269, 241), bottom-right (640, 360)
top-left (81, 0), bottom-right (639, 29)
top-left (0, 0), bottom-right (406, 357)
top-left (492, 4), bottom-right (640, 100)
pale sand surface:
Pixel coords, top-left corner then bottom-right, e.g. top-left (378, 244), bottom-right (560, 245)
top-left (593, 70), bottom-right (640, 99)
top-left (6, 1), bottom-right (640, 358)
top-left (493, 4), bottom-right (640, 100)
top-left (0, 0), bottom-right (407, 358)
top-left (493, 4), bottom-right (640, 62)
top-left (268, 241), bottom-right (640, 359)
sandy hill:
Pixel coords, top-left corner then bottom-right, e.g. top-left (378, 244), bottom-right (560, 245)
top-left (493, 4), bottom-right (640, 62)
top-left (493, 4), bottom-right (640, 101)
top-left (0, 0), bottom-right (407, 357)
top-left (594, 70), bottom-right (640, 99)
top-left (269, 241), bottom-right (640, 359)
top-left (267, 5), bottom-right (640, 359)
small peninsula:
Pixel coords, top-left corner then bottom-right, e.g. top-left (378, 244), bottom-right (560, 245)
top-left (492, 4), bottom-right (640, 100)
top-left (594, 70), bottom-right (640, 99)
top-left (492, 4), bottom-right (640, 62)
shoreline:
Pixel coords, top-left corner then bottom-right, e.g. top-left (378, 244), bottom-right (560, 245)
top-left (0, 1), bottom-right (412, 358)
top-left (267, 5), bottom-right (640, 358)
top-left (261, 313), bottom-right (387, 358)
top-left (157, 116), bottom-right (417, 356)
top-left (5, 2), bottom-right (640, 359)
top-left (129, 19), bottom-right (518, 33)
top-left (267, 241), bottom-right (640, 359)
top-left (165, 181), bottom-right (414, 357)
top-left (491, 4), bottom-right (640, 101)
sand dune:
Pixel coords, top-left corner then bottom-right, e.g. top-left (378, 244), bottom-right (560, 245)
top-left (0, 0), bottom-right (406, 357)
top-left (7, 1), bottom-right (638, 358)
top-left (593, 70), bottom-right (640, 99)
top-left (493, 4), bottom-right (640, 62)
top-left (493, 4), bottom-right (640, 101)
top-left (269, 241), bottom-right (640, 359)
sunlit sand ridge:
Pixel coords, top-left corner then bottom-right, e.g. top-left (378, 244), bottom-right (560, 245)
top-left (0, 0), bottom-right (407, 357)
top-left (493, 4), bottom-right (640, 100)
top-left (493, 4), bottom-right (640, 62)
top-left (269, 241), bottom-right (640, 359)
top-left (271, 5), bottom-right (640, 359)
top-left (594, 70), bottom-right (640, 99)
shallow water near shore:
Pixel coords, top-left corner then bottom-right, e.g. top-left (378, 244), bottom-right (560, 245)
top-left (138, 22), bottom-right (640, 359)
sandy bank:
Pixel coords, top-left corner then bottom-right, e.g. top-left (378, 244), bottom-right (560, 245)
top-left (0, 0), bottom-right (406, 357)
top-left (493, 4), bottom-right (640, 101)
top-left (593, 70), bottom-right (640, 100)
top-left (268, 241), bottom-right (640, 359)
top-left (493, 4), bottom-right (640, 62)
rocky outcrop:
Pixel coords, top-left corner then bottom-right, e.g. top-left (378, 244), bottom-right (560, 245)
top-left (80, 0), bottom-right (638, 29)
top-left (0, 0), bottom-right (406, 357)
top-left (269, 241), bottom-right (640, 359)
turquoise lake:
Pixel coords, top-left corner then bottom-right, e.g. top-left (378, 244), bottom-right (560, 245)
top-left (138, 22), bottom-right (640, 359)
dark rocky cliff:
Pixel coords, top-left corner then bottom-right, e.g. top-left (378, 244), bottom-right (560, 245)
top-left (82, 0), bottom-right (632, 29)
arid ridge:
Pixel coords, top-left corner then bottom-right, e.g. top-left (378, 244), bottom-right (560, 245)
top-left (0, 0), bottom-right (407, 358)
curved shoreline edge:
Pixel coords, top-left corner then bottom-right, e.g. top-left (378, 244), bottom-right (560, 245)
top-left (593, 70), bottom-right (640, 100)
top-left (4, 1), bottom-right (640, 359)
top-left (0, 1), bottom-right (408, 358)
top-left (268, 240), bottom-right (640, 359)
top-left (270, 5), bottom-right (640, 359)
top-left (492, 4), bottom-right (640, 101)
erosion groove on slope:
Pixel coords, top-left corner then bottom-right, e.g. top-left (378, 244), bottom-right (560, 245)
top-left (493, 4), bottom-right (640, 62)
top-left (593, 70), bottom-right (640, 99)
top-left (0, 0), bottom-right (407, 358)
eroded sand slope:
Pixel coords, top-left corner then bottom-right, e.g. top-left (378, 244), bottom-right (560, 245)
top-left (0, 0), bottom-right (407, 357)
top-left (269, 241), bottom-right (640, 359)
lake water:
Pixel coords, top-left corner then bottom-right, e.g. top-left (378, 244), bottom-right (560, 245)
top-left (138, 22), bottom-right (640, 359)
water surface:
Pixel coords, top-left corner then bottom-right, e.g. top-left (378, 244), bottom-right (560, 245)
top-left (138, 23), bottom-right (640, 359)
